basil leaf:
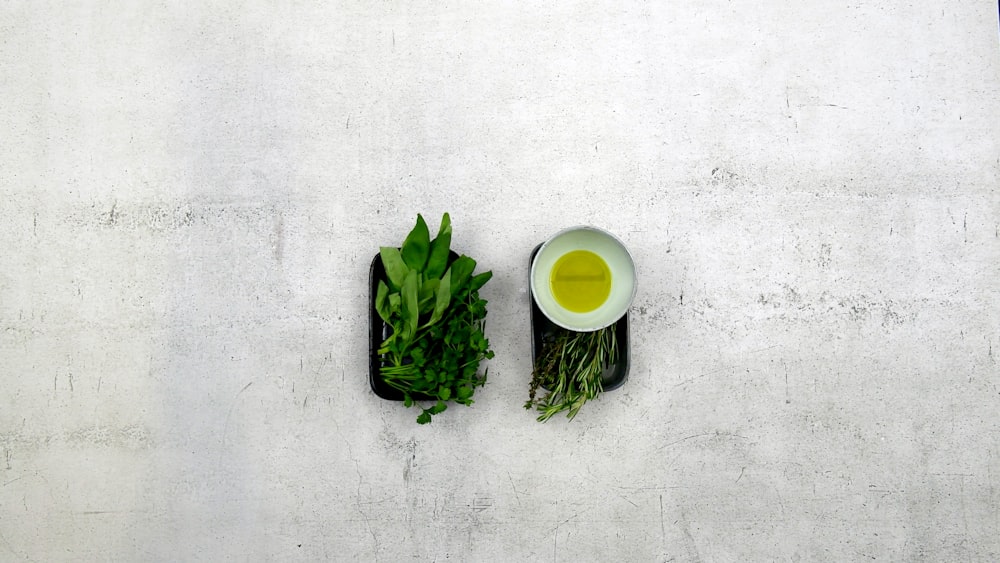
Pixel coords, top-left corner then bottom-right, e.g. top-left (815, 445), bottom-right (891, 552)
top-left (425, 269), bottom-right (451, 328)
top-left (449, 255), bottom-right (476, 295)
top-left (400, 269), bottom-right (419, 344)
top-left (400, 214), bottom-right (430, 271)
top-left (424, 212), bottom-right (452, 279)
top-left (380, 246), bottom-right (409, 291)
top-left (468, 271), bottom-right (492, 293)
top-left (375, 280), bottom-right (392, 323)
top-left (418, 278), bottom-right (440, 312)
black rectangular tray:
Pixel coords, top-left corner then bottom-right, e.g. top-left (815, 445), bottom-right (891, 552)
top-left (529, 244), bottom-right (630, 391)
top-left (368, 250), bottom-right (459, 400)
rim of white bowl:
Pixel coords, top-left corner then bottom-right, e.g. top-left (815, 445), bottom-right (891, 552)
top-left (530, 225), bottom-right (637, 332)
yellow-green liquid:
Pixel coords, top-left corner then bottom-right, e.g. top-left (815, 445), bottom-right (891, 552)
top-left (550, 250), bottom-right (612, 313)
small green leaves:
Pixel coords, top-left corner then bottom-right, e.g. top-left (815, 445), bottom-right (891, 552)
top-left (416, 400), bottom-right (448, 424)
top-left (377, 213), bottom-right (492, 424)
top-left (470, 331), bottom-right (488, 353)
top-left (400, 214), bottom-right (430, 271)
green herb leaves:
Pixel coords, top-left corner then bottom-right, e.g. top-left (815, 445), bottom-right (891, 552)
top-left (400, 214), bottom-right (430, 270)
top-left (377, 213), bottom-right (493, 424)
top-left (524, 326), bottom-right (617, 422)
top-left (425, 214), bottom-right (452, 279)
top-left (379, 247), bottom-right (409, 291)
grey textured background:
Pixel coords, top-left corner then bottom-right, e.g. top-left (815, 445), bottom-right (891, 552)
top-left (2, 2), bottom-right (999, 562)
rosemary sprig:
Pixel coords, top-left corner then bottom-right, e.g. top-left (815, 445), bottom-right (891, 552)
top-left (524, 325), bottom-right (618, 422)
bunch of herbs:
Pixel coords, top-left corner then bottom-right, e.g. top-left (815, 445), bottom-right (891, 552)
top-left (525, 326), bottom-right (617, 422)
top-left (375, 213), bottom-right (493, 424)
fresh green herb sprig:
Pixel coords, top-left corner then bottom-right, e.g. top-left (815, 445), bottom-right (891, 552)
top-left (524, 326), bottom-right (617, 422)
top-left (375, 213), bottom-right (493, 424)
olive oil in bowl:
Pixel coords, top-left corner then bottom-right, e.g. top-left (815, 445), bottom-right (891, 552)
top-left (530, 226), bottom-right (636, 332)
top-left (550, 250), bottom-right (612, 313)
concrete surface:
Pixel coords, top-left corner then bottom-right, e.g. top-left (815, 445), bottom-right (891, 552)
top-left (2, 2), bottom-right (999, 562)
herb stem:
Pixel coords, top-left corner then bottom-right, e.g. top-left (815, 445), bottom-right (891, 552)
top-left (525, 325), bottom-right (617, 422)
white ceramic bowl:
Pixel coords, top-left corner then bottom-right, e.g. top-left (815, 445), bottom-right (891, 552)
top-left (531, 226), bottom-right (637, 332)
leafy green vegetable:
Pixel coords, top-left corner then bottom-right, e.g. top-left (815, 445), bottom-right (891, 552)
top-left (377, 213), bottom-right (493, 424)
top-left (400, 214), bottom-right (430, 270)
top-left (524, 326), bottom-right (617, 422)
top-left (375, 281), bottom-right (390, 323)
top-left (379, 247), bottom-right (409, 291)
top-left (426, 270), bottom-right (451, 328)
top-left (424, 213), bottom-right (452, 279)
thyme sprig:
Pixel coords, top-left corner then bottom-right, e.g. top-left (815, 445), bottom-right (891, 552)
top-left (525, 325), bottom-right (617, 422)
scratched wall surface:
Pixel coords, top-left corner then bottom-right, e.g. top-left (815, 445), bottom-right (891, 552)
top-left (2, 2), bottom-right (999, 562)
